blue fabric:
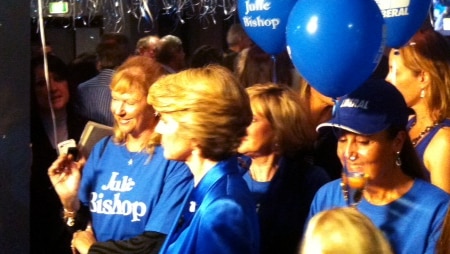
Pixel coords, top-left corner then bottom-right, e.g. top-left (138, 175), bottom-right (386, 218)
top-left (79, 137), bottom-right (192, 241)
top-left (309, 179), bottom-right (450, 254)
top-left (76, 69), bottom-right (115, 126)
top-left (407, 117), bottom-right (450, 181)
top-left (241, 155), bottom-right (330, 254)
top-left (160, 156), bottom-right (260, 254)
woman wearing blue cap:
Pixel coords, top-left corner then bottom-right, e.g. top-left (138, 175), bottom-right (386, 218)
top-left (307, 79), bottom-right (450, 254)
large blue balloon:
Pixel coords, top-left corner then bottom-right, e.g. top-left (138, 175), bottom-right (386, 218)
top-left (286, 0), bottom-right (385, 98)
top-left (238, 0), bottom-right (297, 55)
top-left (375, 0), bottom-right (432, 48)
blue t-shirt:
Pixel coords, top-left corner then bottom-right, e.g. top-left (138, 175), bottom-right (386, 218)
top-left (309, 179), bottom-right (450, 254)
top-left (160, 156), bottom-right (260, 254)
top-left (79, 137), bottom-right (193, 242)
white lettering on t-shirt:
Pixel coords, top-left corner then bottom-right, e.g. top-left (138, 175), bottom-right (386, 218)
top-left (90, 172), bottom-right (146, 222)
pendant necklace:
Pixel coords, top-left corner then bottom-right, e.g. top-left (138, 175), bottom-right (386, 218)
top-left (126, 145), bottom-right (145, 166)
top-left (409, 121), bottom-right (439, 146)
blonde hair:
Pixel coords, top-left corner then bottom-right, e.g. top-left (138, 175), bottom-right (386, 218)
top-left (147, 65), bottom-right (252, 161)
top-left (246, 83), bottom-right (314, 157)
top-left (397, 28), bottom-right (450, 122)
top-left (110, 56), bottom-right (165, 153)
top-left (300, 208), bottom-right (393, 254)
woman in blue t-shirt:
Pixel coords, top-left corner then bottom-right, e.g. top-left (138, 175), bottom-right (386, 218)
top-left (48, 56), bottom-right (192, 253)
top-left (309, 79), bottom-right (450, 254)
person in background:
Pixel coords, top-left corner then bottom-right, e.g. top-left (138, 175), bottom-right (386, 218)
top-left (235, 44), bottom-right (294, 88)
top-left (155, 35), bottom-right (186, 74)
top-left (48, 56), bottom-right (192, 254)
top-left (76, 33), bottom-right (130, 126)
top-left (223, 23), bottom-right (253, 72)
top-left (238, 83), bottom-right (330, 254)
top-left (300, 207), bottom-right (394, 254)
top-left (310, 79), bottom-right (450, 254)
top-left (135, 35), bottom-right (160, 61)
top-left (148, 65), bottom-right (260, 254)
top-left (67, 52), bottom-right (99, 110)
top-left (30, 54), bottom-right (87, 254)
top-left (298, 79), bottom-right (341, 180)
top-left (385, 28), bottom-right (450, 193)
top-left (189, 44), bottom-right (224, 68)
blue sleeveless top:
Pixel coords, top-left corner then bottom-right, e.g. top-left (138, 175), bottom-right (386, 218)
top-left (407, 117), bottom-right (450, 181)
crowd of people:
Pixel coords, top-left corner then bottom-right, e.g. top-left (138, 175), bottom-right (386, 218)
top-left (30, 24), bottom-right (450, 254)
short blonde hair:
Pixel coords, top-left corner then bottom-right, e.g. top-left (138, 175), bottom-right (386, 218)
top-left (110, 56), bottom-right (165, 152)
top-left (148, 65), bottom-right (252, 161)
top-left (300, 208), bottom-right (393, 254)
top-left (246, 83), bottom-right (314, 157)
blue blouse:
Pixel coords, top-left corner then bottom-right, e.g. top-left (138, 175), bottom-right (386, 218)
top-left (160, 156), bottom-right (260, 254)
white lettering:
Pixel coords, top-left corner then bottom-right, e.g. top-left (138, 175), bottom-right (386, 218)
top-left (381, 7), bottom-right (409, 18)
top-left (243, 16), bottom-right (280, 29)
top-left (90, 192), bottom-right (147, 222)
top-left (101, 172), bottom-right (136, 192)
top-left (340, 99), bottom-right (369, 109)
top-left (245, 0), bottom-right (271, 15)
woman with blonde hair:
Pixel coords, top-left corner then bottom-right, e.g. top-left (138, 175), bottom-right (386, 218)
top-left (386, 28), bottom-right (450, 193)
top-left (300, 207), bottom-right (393, 254)
top-left (148, 65), bottom-right (260, 253)
top-left (48, 56), bottom-right (192, 253)
top-left (238, 83), bottom-right (330, 254)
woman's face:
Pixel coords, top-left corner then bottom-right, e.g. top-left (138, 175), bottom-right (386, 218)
top-left (337, 130), bottom-right (398, 182)
top-left (238, 110), bottom-right (275, 157)
top-left (110, 85), bottom-right (154, 137)
top-left (154, 113), bottom-right (192, 161)
top-left (33, 66), bottom-right (69, 111)
top-left (385, 49), bottom-right (422, 107)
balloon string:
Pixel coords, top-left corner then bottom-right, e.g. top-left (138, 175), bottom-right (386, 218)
top-left (271, 55), bottom-right (277, 84)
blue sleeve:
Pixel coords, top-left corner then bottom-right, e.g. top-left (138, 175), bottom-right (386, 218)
top-left (424, 201), bottom-right (450, 254)
top-left (196, 198), bottom-right (259, 254)
top-left (145, 162), bottom-right (193, 234)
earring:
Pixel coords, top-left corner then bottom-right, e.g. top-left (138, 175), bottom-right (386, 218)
top-left (420, 89), bottom-right (425, 98)
top-left (395, 151), bottom-right (402, 167)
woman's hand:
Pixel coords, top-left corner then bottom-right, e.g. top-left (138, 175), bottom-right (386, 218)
top-left (72, 226), bottom-right (96, 254)
top-left (48, 154), bottom-right (84, 210)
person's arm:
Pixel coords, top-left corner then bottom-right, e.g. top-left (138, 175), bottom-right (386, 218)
top-left (425, 128), bottom-right (450, 193)
top-left (73, 231), bottom-right (166, 254)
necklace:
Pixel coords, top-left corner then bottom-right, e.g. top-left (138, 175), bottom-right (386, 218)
top-left (409, 122), bottom-right (439, 146)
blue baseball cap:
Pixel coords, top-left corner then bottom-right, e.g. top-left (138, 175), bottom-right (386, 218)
top-left (316, 79), bottom-right (409, 135)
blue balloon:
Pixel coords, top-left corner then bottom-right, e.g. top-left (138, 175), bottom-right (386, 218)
top-left (238, 0), bottom-right (297, 55)
top-left (286, 0), bottom-right (385, 98)
top-left (375, 0), bottom-right (432, 48)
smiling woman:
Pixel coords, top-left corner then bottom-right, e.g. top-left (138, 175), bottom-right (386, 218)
top-left (47, 56), bottom-right (193, 254)
top-left (309, 79), bottom-right (450, 254)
